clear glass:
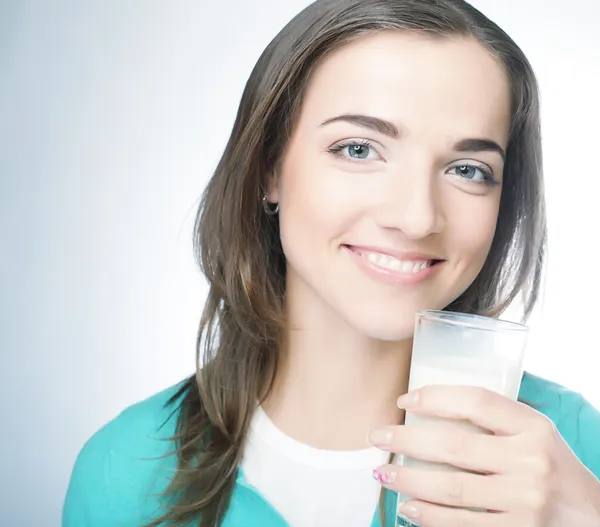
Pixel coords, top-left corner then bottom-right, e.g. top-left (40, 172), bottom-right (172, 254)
top-left (396, 310), bottom-right (529, 527)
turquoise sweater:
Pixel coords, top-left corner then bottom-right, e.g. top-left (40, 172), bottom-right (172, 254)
top-left (63, 372), bottom-right (600, 527)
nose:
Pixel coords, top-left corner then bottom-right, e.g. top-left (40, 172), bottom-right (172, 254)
top-left (375, 164), bottom-right (445, 239)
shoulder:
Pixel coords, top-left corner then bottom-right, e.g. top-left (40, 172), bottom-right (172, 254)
top-left (62, 379), bottom-right (191, 527)
top-left (519, 371), bottom-right (600, 477)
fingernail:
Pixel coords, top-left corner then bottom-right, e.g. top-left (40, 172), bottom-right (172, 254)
top-left (397, 390), bottom-right (419, 408)
top-left (372, 467), bottom-right (396, 485)
top-left (398, 502), bottom-right (420, 519)
top-left (368, 427), bottom-right (393, 447)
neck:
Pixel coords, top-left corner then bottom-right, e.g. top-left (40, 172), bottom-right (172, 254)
top-left (263, 279), bottom-right (412, 450)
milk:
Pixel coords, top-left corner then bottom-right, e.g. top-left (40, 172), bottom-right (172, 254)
top-left (395, 357), bottom-right (523, 526)
top-left (400, 357), bottom-right (515, 467)
top-left (408, 357), bottom-right (520, 395)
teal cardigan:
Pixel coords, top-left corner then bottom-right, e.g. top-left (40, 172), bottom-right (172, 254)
top-left (63, 372), bottom-right (600, 527)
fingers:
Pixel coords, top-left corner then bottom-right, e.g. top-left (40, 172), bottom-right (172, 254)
top-left (397, 499), bottom-right (506, 527)
top-left (374, 465), bottom-right (517, 512)
top-left (396, 385), bottom-right (544, 436)
top-left (369, 423), bottom-right (516, 474)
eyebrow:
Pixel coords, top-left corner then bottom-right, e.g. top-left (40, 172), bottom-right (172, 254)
top-left (319, 114), bottom-right (400, 138)
top-left (454, 138), bottom-right (506, 162)
top-left (319, 113), bottom-right (506, 161)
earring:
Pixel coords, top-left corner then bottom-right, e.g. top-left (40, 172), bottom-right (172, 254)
top-left (262, 195), bottom-right (279, 215)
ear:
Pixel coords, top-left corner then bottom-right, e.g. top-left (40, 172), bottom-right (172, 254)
top-left (266, 171), bottom-right (279, 203)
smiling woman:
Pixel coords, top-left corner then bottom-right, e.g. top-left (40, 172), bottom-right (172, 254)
top-left (269, 30), bottom-right (511, 342)
top-left (63, 1), bottom-right (600, 527)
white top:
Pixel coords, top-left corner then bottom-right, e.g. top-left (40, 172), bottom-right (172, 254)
top-left (241, 406), bottom-right (389, 527)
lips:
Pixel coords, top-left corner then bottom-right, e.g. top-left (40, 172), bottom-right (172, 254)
top-left (344, 245), bottom-right (444, 285)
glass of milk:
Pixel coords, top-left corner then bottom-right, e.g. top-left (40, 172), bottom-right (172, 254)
top-left (395, 310), bottom-right (528, 527)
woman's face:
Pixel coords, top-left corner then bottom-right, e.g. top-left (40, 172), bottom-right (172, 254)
top-left (269, 31), bottom-right (511, 340)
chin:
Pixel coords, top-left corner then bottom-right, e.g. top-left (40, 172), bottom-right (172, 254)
top-left (343, 306), bottom-right (421, 342)
top-left (339, 290), bottom-right (463, 342)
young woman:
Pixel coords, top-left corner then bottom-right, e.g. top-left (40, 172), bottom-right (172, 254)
top-left (63, 1), bottom-right (600, 526)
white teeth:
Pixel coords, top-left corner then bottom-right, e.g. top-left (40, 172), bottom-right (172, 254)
top-left (400, 261), bottom-right (414, 273)
top-left (389, 258), bottom-right (403, 271)
top-left (367, 253), bottom-right (382, 266)
top-left (365, 252), bottom-right (431, 273)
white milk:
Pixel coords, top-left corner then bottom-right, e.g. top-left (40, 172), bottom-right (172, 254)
top-left (400, 359), bottom-right (506, 472)
top-left (395, 357), bottom-right (523, 526)
top-left (408, 356), bottom-right (517, 394)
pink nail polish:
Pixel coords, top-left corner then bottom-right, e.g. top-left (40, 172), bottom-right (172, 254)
top-left (372, 468), bottom-right (395, 484)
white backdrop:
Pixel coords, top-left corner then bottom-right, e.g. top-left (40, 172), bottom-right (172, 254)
top-left (1, 1), bottom-right (598, 525)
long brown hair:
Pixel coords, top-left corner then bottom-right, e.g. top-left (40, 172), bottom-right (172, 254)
top-left (148, 1), bottom-right (546, 525)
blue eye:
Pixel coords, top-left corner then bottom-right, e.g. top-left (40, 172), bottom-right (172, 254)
top-left (448, 164), bottom-right (499, 186)
top-left (347, 144), bottom-right (370, 159)
top-left (327, 140), bottom-right (381, 161)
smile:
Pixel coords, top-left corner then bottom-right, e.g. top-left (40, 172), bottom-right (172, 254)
top-left (344, 245), bottom-right (444, 285)
top-left (363, 252), bottom-right (432, 273)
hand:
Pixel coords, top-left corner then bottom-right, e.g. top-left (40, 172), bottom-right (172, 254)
top-left (369, 385), bottom-right (600, 527)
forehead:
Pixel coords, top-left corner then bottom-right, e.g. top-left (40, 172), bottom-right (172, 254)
top-left (300, 31), bottom-right (511, 145)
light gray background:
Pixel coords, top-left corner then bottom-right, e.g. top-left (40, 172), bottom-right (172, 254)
top-left (1, 1), bottom-right (599, 525)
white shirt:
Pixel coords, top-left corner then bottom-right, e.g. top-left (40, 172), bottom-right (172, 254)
top-left (241, 406), bottom-right (389, 527)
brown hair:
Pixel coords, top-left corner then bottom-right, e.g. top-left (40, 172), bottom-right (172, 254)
top-left (148, 1), bottom-right (546, 525)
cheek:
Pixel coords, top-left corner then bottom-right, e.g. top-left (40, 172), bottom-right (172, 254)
top-left (447, 195), bottom-right (500, 266)
top-left (277, 155), bottom-right (328, 273)
top-left (278, 153), bottom-right (362, 254)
